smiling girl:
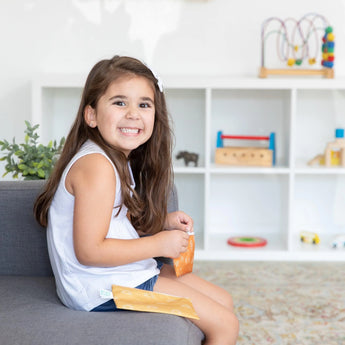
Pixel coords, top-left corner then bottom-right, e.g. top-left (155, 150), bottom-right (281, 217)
top-left (34, 56), bottom-right (239, 345)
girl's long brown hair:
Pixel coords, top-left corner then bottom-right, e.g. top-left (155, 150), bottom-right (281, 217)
top-left (34, 56), bottom-right (173, 235)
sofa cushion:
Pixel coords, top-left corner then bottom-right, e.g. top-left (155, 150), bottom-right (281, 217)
top-left (0, 181), bottom-right (53, 276)
top-left (0, 276), bottom-right (204, 345)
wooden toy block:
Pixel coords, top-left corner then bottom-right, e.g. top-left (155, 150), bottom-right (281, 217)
top-left (324, 139), bottom-right (345, 167)
top-left (308, 129), bottom-right (345, 167)
top-left (215, 147), bottom-right (273, 166)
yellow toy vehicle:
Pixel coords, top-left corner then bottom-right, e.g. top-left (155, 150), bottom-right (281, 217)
top-left (300, 231), bottom-right (320, 244)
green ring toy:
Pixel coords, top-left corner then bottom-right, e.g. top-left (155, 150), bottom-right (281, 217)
top-left (227, 236), bottom-right (267, 248)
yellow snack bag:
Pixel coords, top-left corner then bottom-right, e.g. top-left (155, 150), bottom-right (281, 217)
top-left (112, 285), bottom-right (199, 320)
top-left (173, 232), bottom-right (195, 277)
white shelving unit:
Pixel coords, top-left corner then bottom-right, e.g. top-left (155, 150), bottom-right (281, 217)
top-left (32, 75), bottom-right (345, 261)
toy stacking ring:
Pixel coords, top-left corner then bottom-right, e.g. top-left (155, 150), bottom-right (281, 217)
top-left (227, 236), bottom-right (267, 248)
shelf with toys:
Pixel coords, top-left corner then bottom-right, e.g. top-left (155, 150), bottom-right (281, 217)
top-left (31, 74), bottom-right (345, 261)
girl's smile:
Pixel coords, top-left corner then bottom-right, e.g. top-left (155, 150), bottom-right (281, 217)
top-left (119, 127), bottom-right (141, 134)
top-left (84, 75), bottom-right (155, 156)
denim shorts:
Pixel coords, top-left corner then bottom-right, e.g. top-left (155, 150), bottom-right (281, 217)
top-left (91, 260), bottom-right (163, 312)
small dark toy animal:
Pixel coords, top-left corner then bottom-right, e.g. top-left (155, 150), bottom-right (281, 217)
top-left (176, 151), bottom-right (199, 167)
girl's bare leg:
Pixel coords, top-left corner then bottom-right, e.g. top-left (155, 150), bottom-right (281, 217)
top-left (160, 264), bottom-right (235, 312)
top-left (154, 267), bottom-right (239, 345)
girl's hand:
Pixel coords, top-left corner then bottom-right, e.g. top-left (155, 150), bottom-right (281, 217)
top-left (154, 230), bottom-right (190, 258)
top-left (164, 211), bottom-right (193, 233)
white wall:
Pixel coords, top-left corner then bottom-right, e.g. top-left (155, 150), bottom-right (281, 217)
top-left (1, 0), bottom-right (345, 177)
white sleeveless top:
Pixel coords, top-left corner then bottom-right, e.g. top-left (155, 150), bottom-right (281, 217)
top-left (47, 140), bottom-right (159, 311)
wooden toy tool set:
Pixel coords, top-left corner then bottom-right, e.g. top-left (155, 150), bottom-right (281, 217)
top-left (215, 131), bottom-right (276, 167)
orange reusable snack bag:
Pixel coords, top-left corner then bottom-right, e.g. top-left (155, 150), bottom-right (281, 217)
top-left (173, 232), bottom-right (195, 277)
top-left (112, 285), bottom-right (199, 320)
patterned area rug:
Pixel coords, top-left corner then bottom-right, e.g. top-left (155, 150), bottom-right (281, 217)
top-left (193, 261), bottom-right (345, 345)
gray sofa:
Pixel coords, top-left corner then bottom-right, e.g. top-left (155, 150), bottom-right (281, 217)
top-left (0, 180), bottom-right (204, 345)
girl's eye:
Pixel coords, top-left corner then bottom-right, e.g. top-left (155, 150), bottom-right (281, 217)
top-left (139, 103), bottom-right (151, 108)
top-left (113, 101), bottom-right (125, 106)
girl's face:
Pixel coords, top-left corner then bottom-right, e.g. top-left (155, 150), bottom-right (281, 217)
top-left (85, 75), bottom-right (155, 157)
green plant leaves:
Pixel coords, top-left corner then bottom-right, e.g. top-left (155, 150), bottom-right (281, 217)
top-left (0, 121), bottom-right (65, 180)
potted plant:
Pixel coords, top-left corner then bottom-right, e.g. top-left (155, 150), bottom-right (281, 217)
top-left (0, 121), bottom-right (65, 180)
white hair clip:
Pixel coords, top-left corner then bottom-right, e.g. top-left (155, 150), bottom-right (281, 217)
top-left (156, 76), bottom-right (164, 93)
top-left (151, 68), bottom-right (164, 92)
top-left (145, 63), bottom-right (164, 92)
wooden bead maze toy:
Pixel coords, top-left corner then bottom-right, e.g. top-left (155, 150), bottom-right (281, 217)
top-left (215, 131), bottom-right (276, 167)
top-left (259, 13), bottom-right (335, 78)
